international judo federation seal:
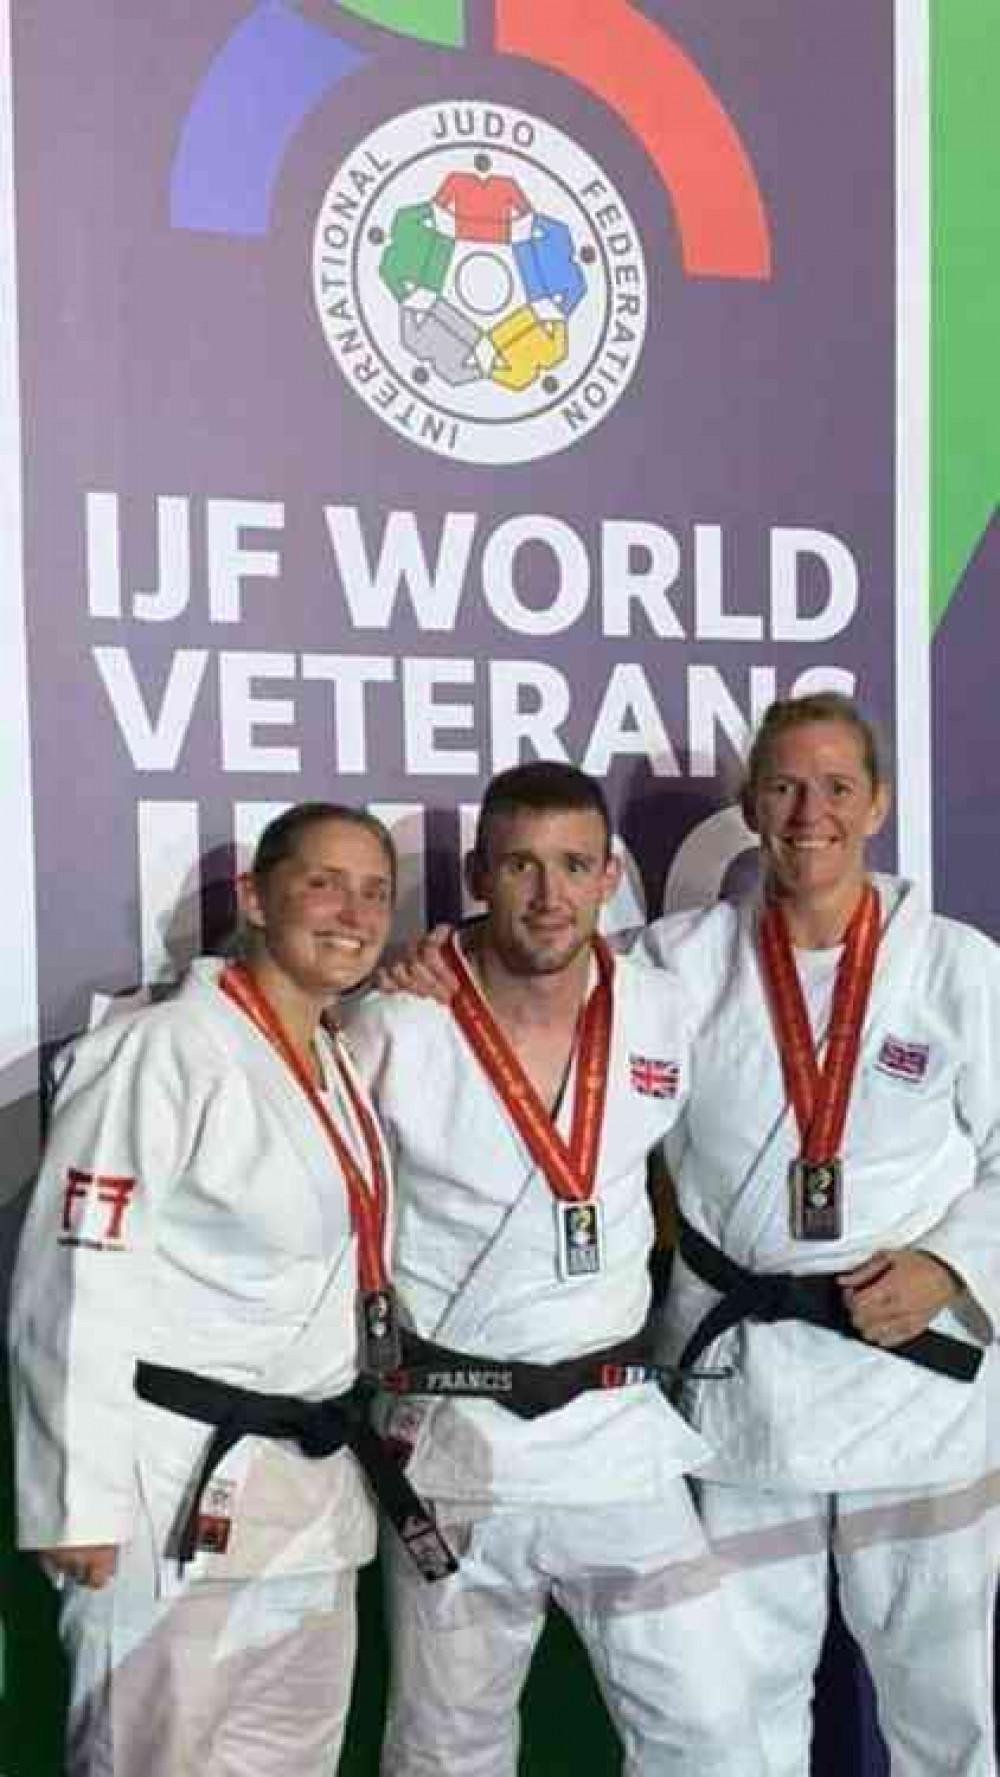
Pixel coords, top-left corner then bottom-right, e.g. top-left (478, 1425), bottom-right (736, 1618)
top-left (312, 103), bottom-right (649, 465)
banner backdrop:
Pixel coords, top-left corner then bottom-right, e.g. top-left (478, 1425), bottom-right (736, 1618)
top-left (4, 3), bottom-right (977, 1774)
top-left (3, 0), bottom-right (928, 1063)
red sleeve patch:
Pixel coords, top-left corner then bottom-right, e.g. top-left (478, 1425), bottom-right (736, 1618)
top-left (59, 1168), bottom-right (136, 1249)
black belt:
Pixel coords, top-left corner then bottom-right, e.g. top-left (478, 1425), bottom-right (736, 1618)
top-left (134, 1361), bottom-right (457, 1582)
top-left (676, 1215), bottom-right (983, 1383)
top-left (382, 1325), bottom-right (728, 1419)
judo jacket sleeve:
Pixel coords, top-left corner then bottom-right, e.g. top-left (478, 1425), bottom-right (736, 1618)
top-left (915, 930), bottom-right (1000, 1344)
top-left (9, 1012), bottom-right (216, 1549)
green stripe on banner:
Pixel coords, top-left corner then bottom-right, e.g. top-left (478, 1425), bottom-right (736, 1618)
top-left (335, 0), bottom-right (466, 48)
top-left (931, 0), bottom-right (1000, 629)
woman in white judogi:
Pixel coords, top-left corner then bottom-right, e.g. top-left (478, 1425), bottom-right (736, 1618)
top-left (643, 693), bottom-right (1000, 1777)
top-left (9, 801), bottom-right (399, 1777)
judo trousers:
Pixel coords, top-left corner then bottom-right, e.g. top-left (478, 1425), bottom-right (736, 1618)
top-left (698, 1475), bottom-right (1000, 1777)
top-left (381, 1483), bottom-right (767, 1776)
top-left (59, 1541), bottom-right (359, 1777)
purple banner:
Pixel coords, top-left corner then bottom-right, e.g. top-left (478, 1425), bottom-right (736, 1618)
top-left (9, 0), bottom-right (911, 1045)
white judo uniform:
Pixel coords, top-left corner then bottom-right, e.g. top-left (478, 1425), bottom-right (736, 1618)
top-left (9, 957), bottom-right (390, 1777)
top-left (349, 949), bottom-right (767, 1777)
top-left (639, 876), bottom-right (1000, 1777)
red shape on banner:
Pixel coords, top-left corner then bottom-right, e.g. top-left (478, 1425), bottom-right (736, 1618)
top-left (496, 0), bottom-right (772, 279)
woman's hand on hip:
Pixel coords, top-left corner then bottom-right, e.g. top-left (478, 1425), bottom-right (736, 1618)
top-left (839, 1248), bottom-right (962, 1347)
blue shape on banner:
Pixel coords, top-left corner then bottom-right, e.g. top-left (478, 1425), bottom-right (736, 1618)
top-left (514, 216), bottom-right (586, 316)
top-left (171, 0), bottom-right (369, 236)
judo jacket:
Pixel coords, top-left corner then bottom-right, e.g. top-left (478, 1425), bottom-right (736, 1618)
top-left (9, 958), bottom-right (391, 1587)
top-left (347, 949), bottom-right (711, 1509)
top-left (638, 877), bottom-right (1000, 1492)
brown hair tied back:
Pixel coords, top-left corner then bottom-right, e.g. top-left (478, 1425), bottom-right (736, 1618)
top-left (251, 801), bottom-right (397, 898)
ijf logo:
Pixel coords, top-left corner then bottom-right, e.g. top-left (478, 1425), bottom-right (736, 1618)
top-left (312, 104), bottom-right (648, 465)
top-left (170, 2), bottom-right (770, 463)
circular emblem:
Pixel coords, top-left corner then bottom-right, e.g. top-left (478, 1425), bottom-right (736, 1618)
top-left (312, 102), bottom-right (649, 465)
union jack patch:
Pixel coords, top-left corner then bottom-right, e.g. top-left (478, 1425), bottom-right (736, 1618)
top-left (629, 1055), bottom-right (680, 1099)
top-left (875, 1036), bottom-right (930, 1084)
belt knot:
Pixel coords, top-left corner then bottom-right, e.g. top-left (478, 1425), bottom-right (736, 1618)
top-left (747, 1273), bottom-right (790, 1323)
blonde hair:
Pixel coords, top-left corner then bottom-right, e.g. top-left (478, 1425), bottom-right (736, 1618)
top-left (744, 693), bottom-right (886, 802)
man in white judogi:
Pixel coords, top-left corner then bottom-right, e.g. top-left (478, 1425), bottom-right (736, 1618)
top-left (350, 762), bottom-right (766, 1777)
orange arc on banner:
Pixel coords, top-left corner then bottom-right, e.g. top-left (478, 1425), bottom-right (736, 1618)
top-left (496, 0), bottom-right (772, 279)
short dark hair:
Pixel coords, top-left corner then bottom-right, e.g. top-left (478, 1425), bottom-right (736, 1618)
top-left (744, 693), bottom-right (887, 802)
top-left (251, 802), bottom-right (397, 896)
top-left (474, 762), bottom-right (612, 863)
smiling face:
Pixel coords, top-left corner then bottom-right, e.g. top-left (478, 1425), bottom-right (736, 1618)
top-left (746, 719), bottom-right (890, 912)
top-left (467, 806), bottom-right (621, 979)
top-left (241, 817), bottom-right (395, 1008)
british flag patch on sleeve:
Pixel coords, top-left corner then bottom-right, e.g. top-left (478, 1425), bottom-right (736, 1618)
top-left (875, 1036), bottom-right (930, 1083)
top-left (629, 1055), bottom-right (680, 1099)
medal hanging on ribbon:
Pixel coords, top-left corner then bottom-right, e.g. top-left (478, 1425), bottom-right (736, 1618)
top-left (358, 1285), bottom-right (401, 1373)
top-left (219, 964), bottom-right (400, 1370)
top-left (443, 932), bottom-right (613, 1280)
top-left (556, 1200), bottom-right (606, 1278)
top-left (787, 1157), bottom-right (842, 1241)
top-left (758, 884), bottom-right (880, 1242)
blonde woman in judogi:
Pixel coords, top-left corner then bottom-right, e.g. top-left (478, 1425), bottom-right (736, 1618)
top-left (349, 762), bottom-right (767, 1777)
top-left (9, 802), bottom-right (422, 1777)
top-left (641, 694), bottom-right (1000, 1777)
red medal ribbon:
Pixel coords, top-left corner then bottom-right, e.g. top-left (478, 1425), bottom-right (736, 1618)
top-left (758, 882), bottom-right (880, 1164)
top-left (443, 932), bottom-right (614, 1203)
top-left (219, 963), bottom-right (390, 1291)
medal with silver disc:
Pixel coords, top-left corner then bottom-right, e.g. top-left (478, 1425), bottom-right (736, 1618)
top-left (556, 1199), bottom-right (605, 1279)
top-left (759, 885), bottom-right (881, 1244)
top-left (443, 932), bottom-right (614, 1279)
top-left (789, 1158), bottom-right (843, 1241)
